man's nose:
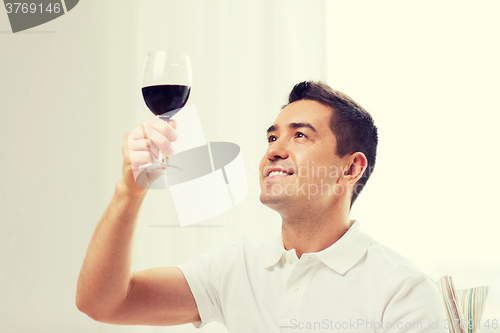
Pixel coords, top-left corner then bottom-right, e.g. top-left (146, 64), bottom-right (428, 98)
top-left (266, 138), bottom-right (289, 161)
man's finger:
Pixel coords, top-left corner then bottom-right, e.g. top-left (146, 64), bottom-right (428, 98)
top-left (142, 126), bottom-right (175, 157)
top-left (147, 118), bottom-right (178, 142)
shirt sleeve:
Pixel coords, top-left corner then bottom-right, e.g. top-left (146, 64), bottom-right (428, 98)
top-left (176, 241), bottom-right (241, 329)
top-left (380, 274), bottom-right (449, 333)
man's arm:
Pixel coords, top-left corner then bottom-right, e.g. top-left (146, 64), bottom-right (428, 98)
top-left (75, 119), bottom-right (201, 325)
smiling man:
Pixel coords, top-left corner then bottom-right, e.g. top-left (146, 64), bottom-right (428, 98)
top-left (76, 81), bottom-right (448, 332)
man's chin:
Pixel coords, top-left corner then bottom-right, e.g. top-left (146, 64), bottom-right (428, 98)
top-left (260, 193), bottom-right (290, 209)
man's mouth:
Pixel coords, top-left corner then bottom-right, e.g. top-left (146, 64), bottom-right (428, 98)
top-left (268, 170), bottom-right (291, 177)
top-left (265, 168), bottom-right (294, 178)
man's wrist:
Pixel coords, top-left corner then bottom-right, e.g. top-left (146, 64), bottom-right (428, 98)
top-left (116, 179), bottom-right (148, 199)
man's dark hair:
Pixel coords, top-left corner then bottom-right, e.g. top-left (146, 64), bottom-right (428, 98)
top-left (286, 81), bottom-right (378, 208)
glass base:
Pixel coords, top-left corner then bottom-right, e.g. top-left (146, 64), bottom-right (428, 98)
top-left (139, 159), bottom-right (182, 175)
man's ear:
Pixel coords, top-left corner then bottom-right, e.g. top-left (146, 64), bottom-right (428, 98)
top-left (342, 152), bottom-right (368, 184)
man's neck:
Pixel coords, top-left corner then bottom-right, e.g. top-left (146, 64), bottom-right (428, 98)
top-left (280, 204), bottom-right (352, 259)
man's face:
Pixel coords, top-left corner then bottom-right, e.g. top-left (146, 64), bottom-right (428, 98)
top-left (259, 99), bottom-right (348, 212)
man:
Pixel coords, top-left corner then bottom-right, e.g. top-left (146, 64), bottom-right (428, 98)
top-left (76, 81), bottom-right (448, 332)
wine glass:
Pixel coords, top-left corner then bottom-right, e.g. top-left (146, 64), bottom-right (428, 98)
top-left (139, 50), bottom-right (192, 173)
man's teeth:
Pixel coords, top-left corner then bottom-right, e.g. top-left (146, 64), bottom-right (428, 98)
top-left (268, 170), bottom-right (290, 177)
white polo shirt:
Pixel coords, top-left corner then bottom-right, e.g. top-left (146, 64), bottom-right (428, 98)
top-left (176, 221), bottom-right (448, 332)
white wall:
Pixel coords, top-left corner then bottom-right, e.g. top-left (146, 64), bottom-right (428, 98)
top-left (0, 1), bottom-right (139, 332)
top-left (325, 0), bottom-right (500, 320)
top-left (1, 1), bottom-right (326, 332)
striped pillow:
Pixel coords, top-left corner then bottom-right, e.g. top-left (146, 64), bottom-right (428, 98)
top-left (436, 275), bottom-right (489, 333)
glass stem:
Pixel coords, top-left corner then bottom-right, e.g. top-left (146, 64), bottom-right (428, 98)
top-left (156, 114), bottom-right (172, 172)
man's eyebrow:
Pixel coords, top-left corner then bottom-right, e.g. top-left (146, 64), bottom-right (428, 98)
top-left (288, 122), bottom-right (317, 133)
top-left (267, 124), bottom-right (278, 134)
top-left (266, 122), bottom-right (317, 134)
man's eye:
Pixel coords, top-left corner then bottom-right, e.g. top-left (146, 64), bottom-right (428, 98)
top-left (268, 135), bottom-right (277, 142)
top-left (295, 132), bottom-right (306, 139)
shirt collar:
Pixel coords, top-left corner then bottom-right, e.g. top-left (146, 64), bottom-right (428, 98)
top-left (261, 220), bottom-right (373, 275)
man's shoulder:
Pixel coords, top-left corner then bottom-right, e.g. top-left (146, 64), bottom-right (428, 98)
top-left (362, 243), bottom-right (448, 325)
top-left (364, 240), bottom-right (436, 288)
top-left (367, 240), bottom-right (420, 270)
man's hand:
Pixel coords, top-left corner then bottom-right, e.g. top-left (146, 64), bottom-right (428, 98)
top-left (121, 118), bottom-right (177, 195)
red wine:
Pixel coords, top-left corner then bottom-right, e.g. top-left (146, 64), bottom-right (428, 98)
top-left (142, 84), bottom-right (191, 116)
